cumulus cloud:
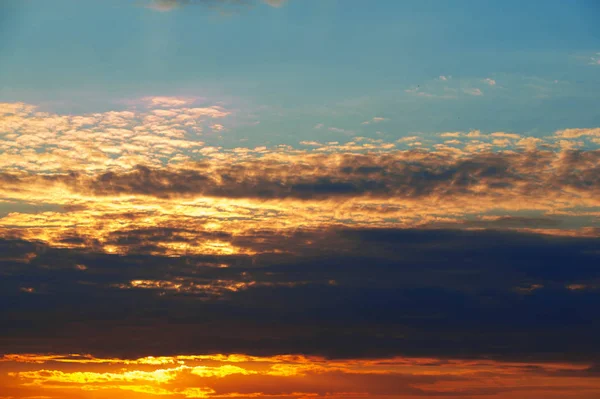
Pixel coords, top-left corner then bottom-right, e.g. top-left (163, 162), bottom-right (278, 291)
top-left (555, 127), bottom-right (600, 138)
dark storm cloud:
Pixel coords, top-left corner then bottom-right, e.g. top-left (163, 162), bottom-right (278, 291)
top-left (85, 153), bottom-right (524, 199)
top-left (77, 148), bottom-right (600, 201)
top-left (5, 149), bottom-right (598, 202)
top-left (1, 228), bottom-right (599, 362)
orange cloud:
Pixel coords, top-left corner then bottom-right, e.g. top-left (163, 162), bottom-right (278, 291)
top-left (2, 353), bottom-right (599, 399)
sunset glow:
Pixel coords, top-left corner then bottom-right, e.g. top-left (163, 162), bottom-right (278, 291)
top-left (1, 1), bottom-right (599, 398)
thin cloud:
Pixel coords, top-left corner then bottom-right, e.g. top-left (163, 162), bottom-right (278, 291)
top-left (463, 87), bottom-right (483, 96)
top-left (362, 117), bottom-right (389, 125)
top-left (146, 0), bottom-right (287, 12)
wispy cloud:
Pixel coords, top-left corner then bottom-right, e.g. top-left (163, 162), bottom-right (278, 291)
top-left (405, 76), bottom-right (495, 99)
top-left (2, 352), bottom-right (598, 398)
top-left (463, 87), bottom-right (483, 96)
top-left (146, 0), bottom-right (287, 12)
top-left (361, 117), bottom-right (389, 125)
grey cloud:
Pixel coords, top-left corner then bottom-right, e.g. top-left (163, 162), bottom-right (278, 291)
top-left (72, 150), bottom-right (600, 201)
top-left (4, 150), bottom-right (600, 204)
top-left (1, 228), bottom-right (599, 362)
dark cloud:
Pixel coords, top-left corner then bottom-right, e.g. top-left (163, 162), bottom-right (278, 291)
top-left (3, 150), bottom-right (600, 211)
top-left (1, 228), bottom-right (599, 362)
top-left (51, 150), bottom-right (600, 201)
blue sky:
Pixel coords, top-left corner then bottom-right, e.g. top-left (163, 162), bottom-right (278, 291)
top-left (1, 0), bottom-right (599, 147)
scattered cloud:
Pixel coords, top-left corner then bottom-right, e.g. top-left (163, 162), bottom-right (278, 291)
top-left (555, 127), bottom-right (600, 138)
top-left (362, 117), bottom-right (389, 125)
top-left (463, 87), bottom-right (483, 96)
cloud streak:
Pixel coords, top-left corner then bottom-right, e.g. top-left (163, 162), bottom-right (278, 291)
top-left (146, 0), bottom-right (287, 12)
top-left (4, 353), bottom-right (598, 399)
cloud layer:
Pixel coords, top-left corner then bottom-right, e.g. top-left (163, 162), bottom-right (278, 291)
top-left (1, 100), bottom-right (600, 398)
top-left (1, 228), bottom-right (599, 361)
top-left (146, 0), bottom-right (287, 12)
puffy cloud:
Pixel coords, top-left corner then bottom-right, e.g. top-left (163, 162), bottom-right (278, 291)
top-left (0, 101), bottom-right (229, 173)
top-left (555, 127), bottom-right (600, 138)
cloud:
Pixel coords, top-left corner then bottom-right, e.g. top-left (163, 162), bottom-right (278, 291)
top-left (463, 87), bottom-right (483, 96)
top-left (0, 228), bottom-right (599, 363)
top-left (327, 126), bottom-right (352, 134)
top-left (555, 127), bottom-right (600, 138)
top-left (146, 0), bottom-right (287, 12)
top-left (2, 105), bottom-right (600, 257)
top-left (4, 352), bottom-right (598, 399)
top-left (406, 76), bottom-right (501, 99)
top-left (361, 117), bottom-right (389, 125)
top-left (11, 147), bottom-right (598, 207)
top-left (1, 99), bottom-right (600, 397)
top-left (0, 101), bottom-right (229, 174)
top-left (141, 96), bottom-right (198, 107)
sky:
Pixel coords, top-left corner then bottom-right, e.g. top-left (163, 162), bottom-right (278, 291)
top-left (0, 0), bottom-right (600, 398)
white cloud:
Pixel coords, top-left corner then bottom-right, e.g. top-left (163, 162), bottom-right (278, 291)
top-left (463, 88), bottom-right (483, 96)
top-left (328, 127), bottom-right (350, 134)
top-left (362, 117), bottom-right (389, 125)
